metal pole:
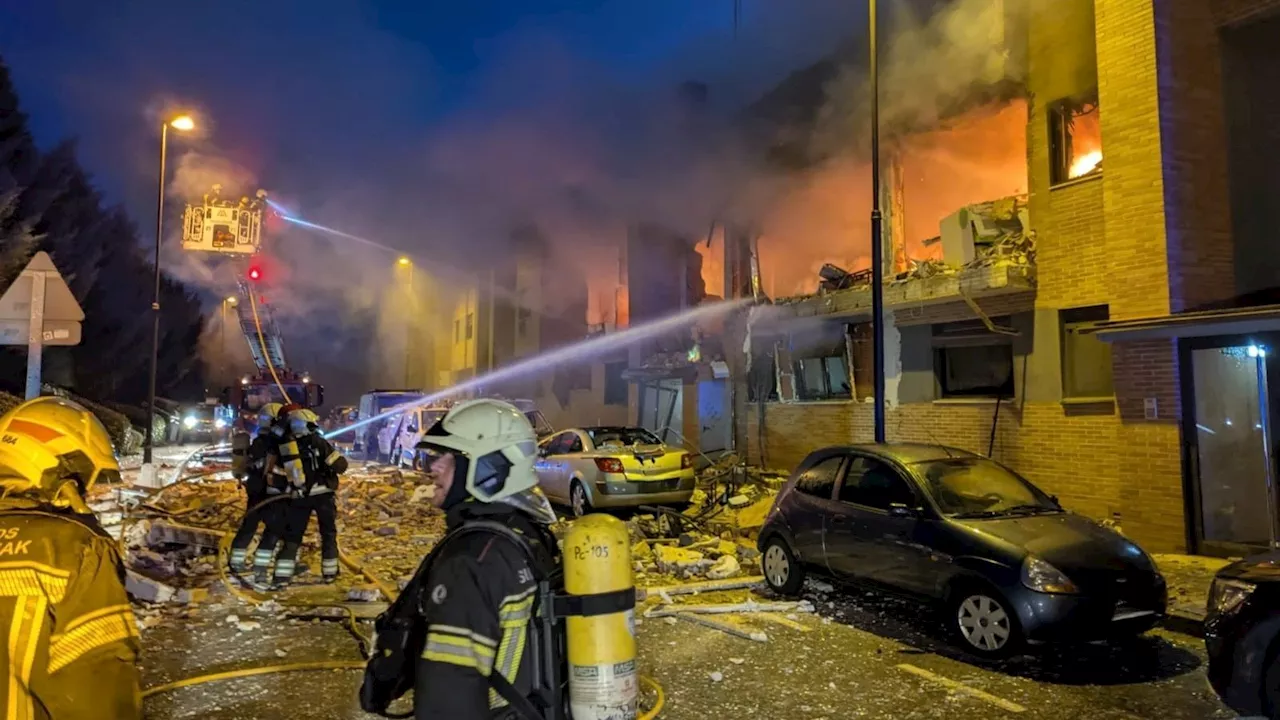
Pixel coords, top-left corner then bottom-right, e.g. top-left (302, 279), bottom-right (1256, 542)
top-left (23, 271), bottom-right (46, 400)
top-left (404, 265), bottom-right (413, 387)
top-left (145, 122), bottom-right (168, 464)
top-left (869, 0), bottom-right (886, 443)
top-left (487, 268), bottom-right (496, 375)
top-left (1256, 353), bottom-right (1278, 548)
top-left (220, 301), bottom-right (227, 385)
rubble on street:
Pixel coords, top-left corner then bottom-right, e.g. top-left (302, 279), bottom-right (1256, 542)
top-left (99, 456), bottom-right (447, 632)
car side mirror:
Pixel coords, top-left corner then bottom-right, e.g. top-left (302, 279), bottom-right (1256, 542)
top-left (888, 503), bottom-right (919, 519)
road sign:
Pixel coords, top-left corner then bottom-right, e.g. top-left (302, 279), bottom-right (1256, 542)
top-left (0, 320), bottom-right (81, 346)
top-left (0, 252), bottom-right (84, 322)
top-left (0, 252), bottom-right (85, 398)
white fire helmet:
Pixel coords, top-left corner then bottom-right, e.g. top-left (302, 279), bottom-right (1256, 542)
top-left (418, 398), bottom-right (555, 523)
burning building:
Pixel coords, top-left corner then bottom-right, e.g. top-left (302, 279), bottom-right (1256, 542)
top-left (721, 0), bottom-right (1280, 557)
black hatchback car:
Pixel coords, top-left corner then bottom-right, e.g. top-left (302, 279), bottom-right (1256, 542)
top-left (1205, 551), bottom-right (1280, 717)
top-left (758, 443), bottom-right (1168, 657)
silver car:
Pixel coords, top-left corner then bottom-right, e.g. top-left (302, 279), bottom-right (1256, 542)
top-left (534, 426), bottom-right (696, 517)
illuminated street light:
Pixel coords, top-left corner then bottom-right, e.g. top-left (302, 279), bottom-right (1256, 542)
top-left (225, 296), bottom-right (237, 305)
top-left (145, 110), bottom-right (202, 471)
top-left (397, 256), bottom-right (412, 267)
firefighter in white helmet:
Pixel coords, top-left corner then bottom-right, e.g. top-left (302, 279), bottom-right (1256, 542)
top-left (359, 398), bottom-right (559, 719)
top-left (0, 397), bottom-right (141, 718)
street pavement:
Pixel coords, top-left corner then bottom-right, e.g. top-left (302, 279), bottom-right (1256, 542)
top-left (140, 575), bottom-right (1236, 720)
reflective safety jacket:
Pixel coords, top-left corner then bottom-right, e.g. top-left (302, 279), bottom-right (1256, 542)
top-left (414, 502), bottom-right (558, 720)
top-left (0, 494), bottom-right (141, 719)
top-left (271, 433), bottom-right (348, 497)
top-left (245, 433), bottom-right (287, 497)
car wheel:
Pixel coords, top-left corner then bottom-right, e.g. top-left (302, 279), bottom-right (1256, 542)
top-left (950, 587), bottom-right (1022, 657)
top-left (570, 481), bottom-right (591, 518)
top-left (761, 536), bottom-right (805, 597)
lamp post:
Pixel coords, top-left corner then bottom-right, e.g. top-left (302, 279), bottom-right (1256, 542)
top-left (143, 114), bottom-right (195, 475)
top-left (398, 256), bottom-right (413, 387)
top-left (869, 0), bottom-right (887, 443)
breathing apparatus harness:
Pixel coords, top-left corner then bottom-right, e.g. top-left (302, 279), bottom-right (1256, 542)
top-left (359, 468), bottom-right (635, 720)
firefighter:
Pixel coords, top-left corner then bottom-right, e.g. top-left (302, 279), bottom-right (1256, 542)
top-left (0, 397), bottom-right (141, 718)
top-left (228, 402), bottom-right (287, 574)
top-left (411, 398), bottom-right (559, 720)
top-left (263, 405), bottom-right (348, 588)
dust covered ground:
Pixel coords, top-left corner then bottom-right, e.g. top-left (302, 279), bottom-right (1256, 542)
top-left (124, 458), bottom-right (1237, 720)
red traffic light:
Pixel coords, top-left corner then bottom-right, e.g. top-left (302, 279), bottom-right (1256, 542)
top-left (248, 267), bottom-right (262, 281)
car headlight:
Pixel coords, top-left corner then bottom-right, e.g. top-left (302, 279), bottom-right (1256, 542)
top-left (182, 416), bottom-right (198, 429)
top-left (1021, 556), bottom-right (1079, 594)
top-left (1208, 578), bottom-right (1255, 616)
top-left (214, 419), bottom-right (227, 429)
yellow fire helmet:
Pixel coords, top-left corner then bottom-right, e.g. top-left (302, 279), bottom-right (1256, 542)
top-left (0, 397), bottom-right (121, 495)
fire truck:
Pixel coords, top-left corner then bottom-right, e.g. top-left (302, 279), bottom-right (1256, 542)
top-left (181, 186), bottom-right (324, 437)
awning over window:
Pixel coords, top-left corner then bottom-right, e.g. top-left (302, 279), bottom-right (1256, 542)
top-left (1077, 304), bottom-right (1280, 342)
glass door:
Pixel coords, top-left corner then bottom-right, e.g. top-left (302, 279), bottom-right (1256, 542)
top-left (1188, 341), bottom-right (1279, 554)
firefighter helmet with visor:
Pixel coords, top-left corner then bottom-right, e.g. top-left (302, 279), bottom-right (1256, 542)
top-left (417, 398), bottom-right (554, 523)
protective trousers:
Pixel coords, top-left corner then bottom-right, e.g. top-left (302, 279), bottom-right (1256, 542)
top-left (230, 491), bottom-right (286, 572)
top-left (273, 492), bottom-right (340, 585)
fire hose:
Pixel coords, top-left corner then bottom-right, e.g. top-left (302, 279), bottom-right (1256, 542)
top-left (131, 447), bottom-right (667, 718)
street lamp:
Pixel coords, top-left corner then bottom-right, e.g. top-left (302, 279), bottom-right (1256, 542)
top-left (143, 113), bottom-right (196, 476)
top-left (868, 0), bottom-right (887, 443)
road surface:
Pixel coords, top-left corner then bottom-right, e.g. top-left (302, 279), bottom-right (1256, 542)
top-left (139, 577), bottom-right (1234, 720)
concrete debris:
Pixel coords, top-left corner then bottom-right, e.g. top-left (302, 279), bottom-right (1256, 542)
top-left (347, 586), bottom-right (384, 603)
top-left (727, 495), bottom-right (752, 508)
top-left (146, 521), bottom-right (224, 549)
top-left (126, 570), bottom-right (205, 605)
top-left (374, 526), bottom-right (398, 537)
top-left (409, 484), bottom-right (436, 503)
top-left (706, 555), bottom-right (741, 580)
top-left (644, 600), bottom-right (814, 619)
top-left (275, 649), bottom-right (288, 658)
top-left (729, 658), bottom-right (745, 665)
top-left (637, 577), bottom-right (766, 601)
top-left (236, 620), bottom-right (261, 632)
top-left (654, 546), bottom-right (710, 577)
top-left (709, 671), bottom-right (724, 683)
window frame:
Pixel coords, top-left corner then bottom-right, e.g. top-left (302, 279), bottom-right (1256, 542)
top-left (1060, 304), bottom-right (1115, 399)
top-left (1048, 89), bottom-right (1102, 186)
top-left (931, 318), bottom-right (1016, 400)
top-left (793, 354), bottom-right (851, 401)
top-left (465, 312), bottom-right (475, 341)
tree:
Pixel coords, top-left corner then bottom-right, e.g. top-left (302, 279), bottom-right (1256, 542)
top-left (0, 54), bottom-right (207, 405)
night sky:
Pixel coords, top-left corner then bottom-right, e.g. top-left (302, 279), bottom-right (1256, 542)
top-left (0, 0), bottom-right (864, 224)
top-left (0, 0), bottom-right (866, 402)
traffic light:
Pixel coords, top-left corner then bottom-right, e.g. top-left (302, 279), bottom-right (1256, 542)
top-left (248, 266), bottom-right (262, 281)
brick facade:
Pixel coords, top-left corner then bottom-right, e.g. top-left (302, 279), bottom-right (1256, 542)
top-left (733, 0), bottom-right (1279, 555)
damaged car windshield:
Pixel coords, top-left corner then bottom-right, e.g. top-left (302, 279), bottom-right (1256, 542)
top-left (587, 427), bottom-right (661, 447)
top-left (914, 458), bottom-right (1059, 518)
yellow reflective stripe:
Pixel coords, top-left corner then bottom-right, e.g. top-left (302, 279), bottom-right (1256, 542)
top-left (488, 589), bottom-right (535, 708)
top-left (497, 594), bottom-right (535, 629)
top-left (423, 630), bottom-right (495, 676)
top-left (430, 624), bottom-right (498, 649)
top-left (47, 606), bottom-right (138, 674)
top-left (7, 595), bottom-right (46, 720)
top-left (0, 562), bottom-right (70, 604)
top-left (325, 450), bottom-right (342, 465)
top-left (53, 603), bottom-right (133, 640)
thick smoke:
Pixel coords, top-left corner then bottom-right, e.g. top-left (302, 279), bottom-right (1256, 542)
top-left (65, 0), bottom-right (1030, 399)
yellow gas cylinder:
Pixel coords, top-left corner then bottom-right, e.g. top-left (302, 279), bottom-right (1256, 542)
top-left (230, 430), bottom-right (250, 479)
top-left (564, 513), bottom-right (637, 720)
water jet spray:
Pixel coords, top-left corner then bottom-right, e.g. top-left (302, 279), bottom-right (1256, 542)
top-left (324, 298), bottom-right (751, 441)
